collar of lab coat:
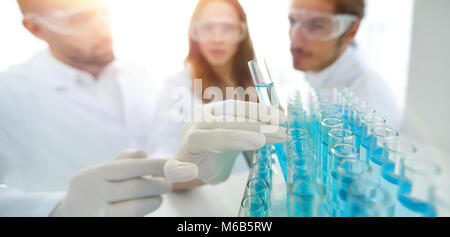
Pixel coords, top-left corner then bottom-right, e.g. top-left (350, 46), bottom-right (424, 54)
top-left (27, 49), bottom-right (122, 91)
top-left (304, 44), bottom-right (361, 89)
top-left (22, 49), bottom-right (132, 122)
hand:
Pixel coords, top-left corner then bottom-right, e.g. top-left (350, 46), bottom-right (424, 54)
top-left (51, 149), bottom-right (171, 217)
top-left (164, 100), bottom-right (287, 184)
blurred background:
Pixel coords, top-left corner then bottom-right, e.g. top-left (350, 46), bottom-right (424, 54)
top-left (0, 0), bottom-right (449, 169)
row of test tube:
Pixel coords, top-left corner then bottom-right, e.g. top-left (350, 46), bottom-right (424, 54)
top-left (239, 145), bottom-right (274, 217)
top-left (241, 87), bottom-right (450, 217)
top-left (286, 88), bottom-right (450, 217)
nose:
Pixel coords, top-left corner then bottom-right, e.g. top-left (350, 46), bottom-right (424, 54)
top-left (290, 25), bottom-right (308, 49)
top-left (211, 28), bottom-right (225, 43)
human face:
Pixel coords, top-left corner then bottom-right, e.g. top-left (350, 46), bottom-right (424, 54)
top-left (25, 0), bottom-right (114, 67)
top-left (194, 1), bottom-right (244, 67)
top-left (289, 0), bottom-right (357, 72)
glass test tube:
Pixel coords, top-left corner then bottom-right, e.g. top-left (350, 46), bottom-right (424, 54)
top-left (326, 145), bottom-right (362, 217)
top-left (396, 158), bottom-right (441, 217)
top-left (380, 140), bottom-right (417, 216)
top-left (319, 118), bottom-right (343, 189)
top-left (360, 115), bottom-right (386, 163)
top-left (288, 179), bottom-right (325, 217)
top-left (248, 59), bottom-right (288, 182)
top-left (240, 195), bottom-right (267, 217)
top-left (347, 180), bottom-right (391, 217)
top-left (367, 127), bottom-right (399, 184)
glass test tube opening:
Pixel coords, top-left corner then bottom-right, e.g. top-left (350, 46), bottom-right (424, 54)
top-left (360, 115), bottom-right (387, 163)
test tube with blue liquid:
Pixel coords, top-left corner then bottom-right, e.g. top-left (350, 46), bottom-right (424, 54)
top-left (347, 180), bottom-right (391, 217)
top-left (350, 102), bottom-right (375, 150)
top-left (248, 59), bottom-right (288, 182)
top-left (396, 158), bottom-right (440, 217)
top-left (360, 115), bottom-right (386, 163)
top-left (380, 140), bottom-right (417, 216)
top-left (319, 118), bottom-right (343, 189)
top-left (367, 127), bottom-right (399, 184)
top-left (326, 146), bottom-right (368, 217)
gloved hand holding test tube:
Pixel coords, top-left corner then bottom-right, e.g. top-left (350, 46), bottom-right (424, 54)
top-left (248, 59), bottom-right (288, 183)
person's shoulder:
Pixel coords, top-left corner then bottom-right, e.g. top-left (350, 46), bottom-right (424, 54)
top-left (166, 67), bottom-right (192, 85)
top-left (346, 46), bottom-right (389, 90)
top-left (0, 68), bottom-right (31, 97)
top-left (0, 50), bottom-right (48, 90)
top-left (0, 71), bottom-right (33, 124)
top-left (354, 64), bottom-right (391, 93)
top-left (157, 68), bottom-right (193, 94)
top-left (113, 59), bottom-right (151, 77)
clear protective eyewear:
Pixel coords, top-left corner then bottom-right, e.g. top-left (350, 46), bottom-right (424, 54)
top-left (289, 8), bottom-right (358, 41)
top-left (190, 18), bottom-right (247, 43)
top-left (27, 6), bottom-right (111, 36)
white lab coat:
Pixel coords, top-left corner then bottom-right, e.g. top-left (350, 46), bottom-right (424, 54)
top-left (150, 69), bottom-right (199, 157)
top-left (151, 68), bottom-right (249, 173)
top-left (304, 44), bottom-right (402, 129)
top-left (0, 50), bottom-right (163, 216)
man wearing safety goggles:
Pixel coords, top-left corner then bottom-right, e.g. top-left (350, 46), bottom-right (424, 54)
top-left (289, 0), bottom-right (401, 128)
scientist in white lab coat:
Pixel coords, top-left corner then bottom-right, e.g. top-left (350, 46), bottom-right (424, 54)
top-left (289, 0), bottom-right (402, 128)
top-left (0, 0), bottom-right (287, 217)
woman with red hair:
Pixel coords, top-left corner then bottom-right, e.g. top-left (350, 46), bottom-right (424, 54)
top-left (154, 0), bottom-right (259, 189)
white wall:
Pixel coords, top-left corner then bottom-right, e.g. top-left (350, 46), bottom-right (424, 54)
top-left (402, 0), bottom-right (450, 154)
top-left (0, 1), bottom-right (46, 71)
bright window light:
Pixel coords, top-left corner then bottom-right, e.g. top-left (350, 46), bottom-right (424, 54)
top-left (0, 0), bottom-right (414, 109)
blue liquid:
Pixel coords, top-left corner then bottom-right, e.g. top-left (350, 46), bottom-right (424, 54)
top-left (360, 136), bottom-right (371, 163)
top-left (343, 116), bottom-right (349, 130)
top-left (249, 203), bottom-right (266, 217)
top-left (396, 195), bottom-right (436, 217)
top-left (320, 141), bottom-right (329, 190)
top-left (393, 179), bottom-right (435, 217)
top-left (368, 147), bottom-right (386, 184)
top-left (289, 181), bottom-right (321, 217)
top-left (309, 113), bottom-right (317, 139)
top-left (255, 83), bottom-right (278, 105)
top-left (380, 164), bottom-right (401, 216)
top-left (288, 109), bottom-right (306, 130)
top-left (289, 192), bottom-right (316, 217)
top-left (353, 126), bottom-right (362, 151)
top-left (274, 143), bottom-right (288, 182)
top-left (326, 171), bottom-right (351, 217)
top-left (255, 83), bottom-right (288, 182)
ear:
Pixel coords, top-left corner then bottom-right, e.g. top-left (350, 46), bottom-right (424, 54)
top-left (344, 19), bottom-right (361, 42)
top-left (22, 16), bottom-right (49, 42)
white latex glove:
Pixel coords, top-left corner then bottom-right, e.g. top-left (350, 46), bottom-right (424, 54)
top-left (164, 100), bottom-right (287, 184)
top-left (51, 149), bottom-right (171, 217)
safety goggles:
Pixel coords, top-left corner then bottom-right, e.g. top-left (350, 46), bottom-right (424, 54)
top-left (27, 7), bottom-right (111, 36)
top-left (289, 8), bottom-right (358, 41)
top-left (189, 18), bottom-right (247, 43)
